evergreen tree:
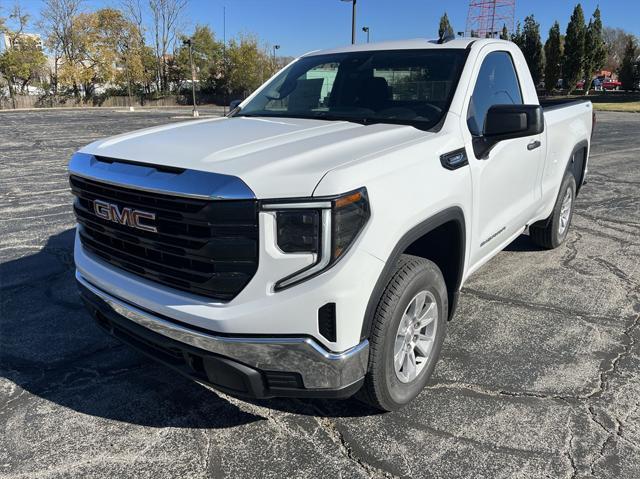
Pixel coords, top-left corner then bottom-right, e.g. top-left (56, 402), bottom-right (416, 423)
top-left (582, 7), bottom-right (606, 94)
top-left (563, 4), bottom-right (586, 93)
top-left (521, 15), bottom-right (544, 86)
top-left (510, 22), bottom-right (524, 49)
top-left (591, 7), bottom-right (606, 74)
top-left (500, 24), bottom-right (509, 40)
top-left (582, 20), bottom-right (596, 92)
top-left (544, 21), bottom-right (563, 93)
top-left (438, 13), bottom-right (454, 39)
top-left (618, 36), bottom-right (638, 91)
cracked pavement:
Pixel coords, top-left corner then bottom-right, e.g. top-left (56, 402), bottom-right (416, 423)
top-left (1, 108), bottom-right (639, 478)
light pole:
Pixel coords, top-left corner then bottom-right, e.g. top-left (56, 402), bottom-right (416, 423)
top-left (272, 44), bottom-right (281, 65)
top-left (341, 0), bottom-right (357, 44)
top-left (362, 26), bottom-right (369, 43)
top-left (183, 38), bottom-right (199, 118)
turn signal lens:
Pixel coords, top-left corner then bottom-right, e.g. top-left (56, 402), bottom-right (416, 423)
top-left (332, 188), bottom-right (370, 261)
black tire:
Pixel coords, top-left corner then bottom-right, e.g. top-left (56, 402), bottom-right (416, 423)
top-left (359, 254), bottom-right (448, 411)
top-left (530, 172), bottom-right (576, 249)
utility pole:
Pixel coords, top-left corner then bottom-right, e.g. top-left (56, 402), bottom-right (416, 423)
top-left (223, 6), bottom-right (227, 115)
top-left (273, 44), bottom-right (281, 65)
top-left (341, 0), bottom-right (357, 44)
top-left (183, 38), bottom-right (199, 118)
top-left (362, 26), bottom-right (370, 43)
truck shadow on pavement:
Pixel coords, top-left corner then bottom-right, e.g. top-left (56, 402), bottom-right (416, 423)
top-left (1, 229), bottom-right (380, 428)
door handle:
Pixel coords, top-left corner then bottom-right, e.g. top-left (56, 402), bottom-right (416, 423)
top-left (527, 140), bottom-right (541, 151)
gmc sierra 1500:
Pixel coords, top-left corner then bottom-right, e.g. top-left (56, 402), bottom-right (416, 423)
top-left (70, 38), bottom-right (593, 411)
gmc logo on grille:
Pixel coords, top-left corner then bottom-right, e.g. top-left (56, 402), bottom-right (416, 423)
top-left (93, 199), bottom-right (157, 233)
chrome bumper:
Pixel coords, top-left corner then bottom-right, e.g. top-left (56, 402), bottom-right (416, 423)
top-left (76, 272), bottom-right (369, 391)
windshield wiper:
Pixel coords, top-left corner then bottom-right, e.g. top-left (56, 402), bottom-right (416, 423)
top-left (233, 112), bottom-right (434, 130)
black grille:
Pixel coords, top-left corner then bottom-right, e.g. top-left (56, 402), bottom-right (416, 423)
top-left (70, 174), bottom-right (259, 300)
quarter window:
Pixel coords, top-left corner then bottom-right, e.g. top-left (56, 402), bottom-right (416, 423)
top-left (467, 51), bottom-right (523, 136)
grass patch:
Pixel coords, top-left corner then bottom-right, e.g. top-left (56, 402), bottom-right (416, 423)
top-left (592, 102), bottom-right (640, 113)
top-left (542, 92), bottom-right (640, 113)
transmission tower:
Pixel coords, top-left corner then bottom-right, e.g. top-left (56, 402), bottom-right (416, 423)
top-left (465, 0), bottom-right (515, 38)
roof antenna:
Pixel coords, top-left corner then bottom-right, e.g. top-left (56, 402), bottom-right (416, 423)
top-left (437, 32), bottom-right (456, 44)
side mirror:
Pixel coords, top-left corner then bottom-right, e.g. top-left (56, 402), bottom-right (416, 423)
top-left (473, 104), bottom-right (544, 159)
top-left (229, 99), bottom-right (242, 110)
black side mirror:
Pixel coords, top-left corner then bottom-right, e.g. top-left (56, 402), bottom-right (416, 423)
top-left (229, 99), bottom-right (242, 110)
top-left (473, 104), bottom-right (544, 159)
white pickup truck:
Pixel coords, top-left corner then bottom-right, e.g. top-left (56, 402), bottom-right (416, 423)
top-left (70, 38), bottom-right (594, 411)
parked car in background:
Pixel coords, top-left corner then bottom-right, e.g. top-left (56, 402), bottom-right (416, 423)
top-left (602, 78), bottom-right (622, 90)
top-left (577, 77), bottom-right (622, 91)
top-left (69, 38), bottom-right (594, 411)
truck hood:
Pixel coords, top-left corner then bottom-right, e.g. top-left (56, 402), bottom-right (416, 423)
top-left (80, 116), bottom-right (428, 198)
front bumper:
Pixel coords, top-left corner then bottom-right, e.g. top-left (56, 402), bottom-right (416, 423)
top-left (77, 273), bottom-right (369, 398)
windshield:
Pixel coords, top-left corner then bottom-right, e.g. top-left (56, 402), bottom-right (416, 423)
top-left (234, 49), bottom-right (467, 130)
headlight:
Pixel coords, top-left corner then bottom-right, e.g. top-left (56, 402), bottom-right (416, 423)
top-left (263, 188), bottom-right (370, 289)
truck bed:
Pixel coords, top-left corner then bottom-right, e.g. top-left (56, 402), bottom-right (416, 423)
top-left (539, 97), bottom-right (591, 112)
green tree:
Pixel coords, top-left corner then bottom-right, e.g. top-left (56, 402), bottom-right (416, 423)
top-left (544, 21), bottom-right (563, 93)
top-left (174, 25), bottom-right (223, 91)
top-left (618, 36), bottom-right (638, 91)
top-left (226, 34), bottom-right (276, 97)
top-left (510, 22), bottom-right (524, 49)
top-left (521, 15), bottom-right (544, 86)
top-left (54, 8), bottom-right (134, 101)
top-left (582, 6), bottom-right (606, 94)
top-left (0, 6), bottom-right (47, 108)
top-left (563, 4), bottom-right (586, 93)
top-left (590, 7), bottom-right (606, 74)
top-left (438, 12), bottom-right (454, 39)
top-left (500, 24), bottom-right (509, 40)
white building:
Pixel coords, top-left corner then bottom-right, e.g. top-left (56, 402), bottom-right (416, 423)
top-left (0, 32), bottom-right (44, 52)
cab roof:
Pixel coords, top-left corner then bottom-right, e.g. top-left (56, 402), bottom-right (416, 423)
top-left (301, 37), bottom-right (492, 57)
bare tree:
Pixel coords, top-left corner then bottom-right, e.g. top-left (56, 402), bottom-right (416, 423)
top-left (121, 0), bottom-right (145, 43)
top-left (603, 27), bottom-right (636, 73)
top-left (148, 0), bottom-right (188, 93)
top-left (40, 0), bottom-right (85, 99)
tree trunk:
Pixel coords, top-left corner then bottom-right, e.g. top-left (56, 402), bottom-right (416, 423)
top-left (7, 80), bottom-right (16, 109)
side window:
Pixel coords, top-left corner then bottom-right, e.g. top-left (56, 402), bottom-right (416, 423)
top-left (467, 51), bottom-right (523, 136)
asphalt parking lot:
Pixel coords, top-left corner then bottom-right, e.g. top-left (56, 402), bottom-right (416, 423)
top-left (1, 107), bottom-right (638, 479)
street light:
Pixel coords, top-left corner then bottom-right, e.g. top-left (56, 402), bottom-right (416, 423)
top-left (273, 44), bottom-right (281, 64)
top-left (340, 0), bottom-right (357, 44)
top-left (362, 26), bottom-right (369, 43)
top-left (183, 38), bottom-right (199, 118)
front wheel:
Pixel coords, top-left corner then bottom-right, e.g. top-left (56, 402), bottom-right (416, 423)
top-left (359, 255), bottom-right (448, 411)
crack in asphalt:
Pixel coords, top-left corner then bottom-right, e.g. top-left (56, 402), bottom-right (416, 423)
top-left (561, 231), bottom-right (593, 276)
top-left (572, 223), bottom-right (639, 245)
top-left (576, 211), bottom-right (640, 230)
top-left (461, 287), bottom-right (621, 324)
top-left (314, 417), bottom-right (400, 479)
top-left (563, 415), bottom-right (578, 479)
top-left (589, 256), bottom-right (637, 288)
top-left (590, 313), bottom-right (640, 400)
top-left (407, 417), bottom-right (549, 459)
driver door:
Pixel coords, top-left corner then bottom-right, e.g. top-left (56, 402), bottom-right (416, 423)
top-left (465, 50), bottom-right (544, 268)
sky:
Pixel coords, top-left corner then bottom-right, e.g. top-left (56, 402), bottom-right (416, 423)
top-left (12, 0), bottom-right (640, 58)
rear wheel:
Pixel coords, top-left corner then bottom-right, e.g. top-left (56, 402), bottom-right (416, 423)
top-left (359, 255), bottom-right (447, 411)
top-left (530, 172), bottom-right (576, 249)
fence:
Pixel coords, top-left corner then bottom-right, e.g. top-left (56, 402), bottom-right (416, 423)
top-left (0, 95), bottom-right (190, 110)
